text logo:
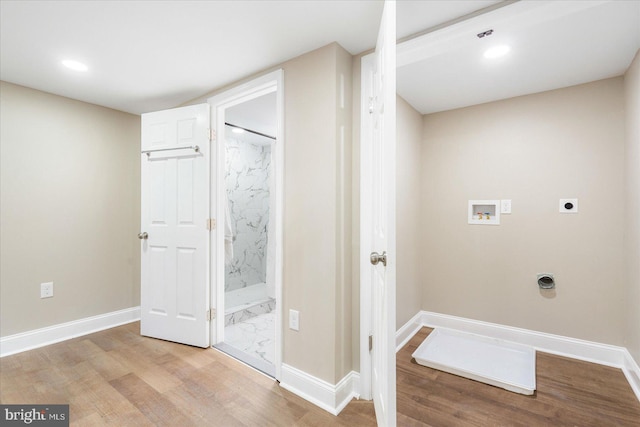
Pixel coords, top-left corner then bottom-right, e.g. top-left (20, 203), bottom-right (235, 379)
top-left (1, 405), bottom-right (69, 426)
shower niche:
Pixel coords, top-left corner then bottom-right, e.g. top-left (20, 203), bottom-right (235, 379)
top-left (468, 200), bottom-right (500, 225)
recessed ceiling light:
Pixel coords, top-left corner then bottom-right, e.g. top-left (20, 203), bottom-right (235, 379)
top-left (231, 127), bottom-right (245, 134)
top-left (61, 59), bottom-right (88, 72)
top-left (484, 45), bottom-right (510, 59)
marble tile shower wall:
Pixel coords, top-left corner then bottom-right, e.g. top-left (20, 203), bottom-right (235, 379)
top-left (225, 137), bottom-right (271, 293)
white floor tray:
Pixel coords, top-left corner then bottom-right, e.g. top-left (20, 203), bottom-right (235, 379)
top-left (412, 328), bottom-right (536, 395)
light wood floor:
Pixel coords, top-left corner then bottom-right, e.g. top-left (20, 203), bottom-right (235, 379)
top-left (1, 323), bottom-right (639, 426)
top-left (0, 322), bottom-right (375, 426)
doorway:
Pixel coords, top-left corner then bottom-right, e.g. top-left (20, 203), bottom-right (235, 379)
top-left (208, 71), bottom-right (284, 380)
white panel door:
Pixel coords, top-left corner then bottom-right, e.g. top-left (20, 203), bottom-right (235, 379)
top-left (370, 1), bottom-right (397, 426)
top-left (140, 104), bottom-right (210, 348)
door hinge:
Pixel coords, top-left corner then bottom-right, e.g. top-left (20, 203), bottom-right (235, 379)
top-left (368, 97), bottom-right (374, 115)
top-left (206, 218), bottom-right (216, 230)
top-left (369, 335), bottom-right (373, 352)
top-left (207, 308), bottom-right (216, 321)
top-left (209, 128), bottom-right (216, 142)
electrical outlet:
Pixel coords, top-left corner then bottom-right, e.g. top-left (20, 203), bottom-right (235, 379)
top-left (41, 282), bottom-right (53, 298)
top-left (289, 309), bottom-right (299, 331)
top-left (559, 198), bottom-right (578, 213)
top-left (501, 199), bottom-right (512, 214)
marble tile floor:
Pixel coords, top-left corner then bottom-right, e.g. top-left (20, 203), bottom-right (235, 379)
top-left (221, 311), bottom-right (275, 376)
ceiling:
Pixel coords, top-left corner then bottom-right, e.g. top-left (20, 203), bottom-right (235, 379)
top-left (1, 0), bottom-right (497, 115)
top-left (225, 92), bottom-right (277, 145)
top-left (2, 1), bottom-right (638, 117)
top-left (0, 1), bottom-right (382, 114)
top-left (397, 0), bottom-right (640, 114)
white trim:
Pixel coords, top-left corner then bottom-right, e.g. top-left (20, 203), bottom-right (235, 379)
top-left (273, 70), bottom-right (285, 383)
top-left (207, 69), bottom-right (284, 381)
top-left (395, 311), bottom-right (423, 353)
top-left (0, 306), bottom-right (140, 358)
top-left (395, 310), bottom-right (640, 402)
top-left (623, 350), bottom-right (640, 401)
top-left (279, 364), bottom-right (360, 416)
top-left (335, 371), bottom-right (360, 415)
top-left (359, 52), bottom-right (374, 402)
top-left (421, 311), bottom-right (627, 367)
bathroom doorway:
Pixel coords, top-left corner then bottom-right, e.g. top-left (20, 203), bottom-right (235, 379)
top-left (208, 71), bottom-right (283, 379)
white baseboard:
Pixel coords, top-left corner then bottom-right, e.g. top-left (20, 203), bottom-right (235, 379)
top-left (395, 311), bottom-right (423, 353)
top-left (280, 364), bottom-right (360, 416)
top-left (0, 306), bottom-right (141, 358)
top-left (623, 349), bottom-right (640, 400)
top-left (396, 310), bottom-right (640, 402)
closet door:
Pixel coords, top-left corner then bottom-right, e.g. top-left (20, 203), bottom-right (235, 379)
top-left (363, 0), bottom-right (397, 425)
top-left (139, 104), bottom-right (210, 347)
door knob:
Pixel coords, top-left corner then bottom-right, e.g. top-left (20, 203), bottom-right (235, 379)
top-left (138, 232), bottom-right (148, 240)
top-left (370, 251), bottom-right (387, 266)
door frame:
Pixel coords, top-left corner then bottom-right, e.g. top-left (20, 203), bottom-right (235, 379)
top-left (359, 53), bottom-right (375, 401)
top-left (207, 70), bottom-right (284, 381)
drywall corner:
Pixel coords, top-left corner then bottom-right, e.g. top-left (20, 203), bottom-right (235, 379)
top-left (396, 95), bottom-right (423, 330)
top-left (624, 49), bottom-right (640, 365)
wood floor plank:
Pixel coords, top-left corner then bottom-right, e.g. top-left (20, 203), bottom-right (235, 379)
top-left (85, 349), bottom-right (132, 383)
top-left (72, 410), bottom-right (154, 427)
top-left (2, 322), bottom-right (639, 426)
top-left (107, 345), bottom-right (184, 393)
top-left (163, 382), bottom-right (246, 426)
top-left (109, 373), bottom-right (194, 426)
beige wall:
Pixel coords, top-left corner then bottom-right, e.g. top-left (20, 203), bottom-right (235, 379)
top-left (280, 43), bottom-right (354, 383)
top-left (396, 96), bottom-right (423, 329)
top-left (624, 50), bottom-right (640, 363)
top-left (420, 78), bottom-right (627, 346)
top-left (281, 45), bottom-right (339, 382)
top-left (0, 81), bottom-right (141, 337)
top-left (188, 43), bottom-right (353, 384)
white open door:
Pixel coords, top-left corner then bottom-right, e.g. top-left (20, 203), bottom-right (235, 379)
top-left (361, 1), bottom-right (396, 426)
top-left (140, 104), bottom-right (210, 348)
